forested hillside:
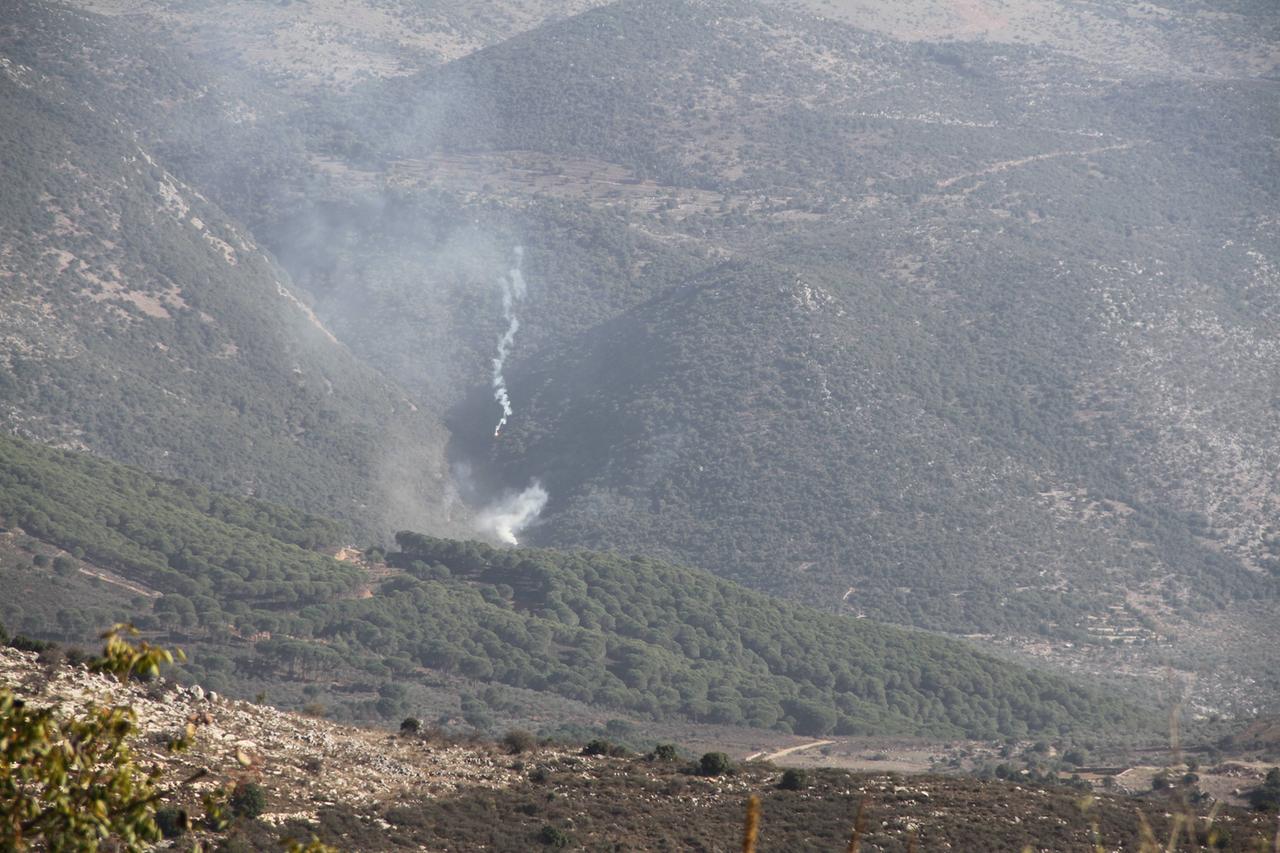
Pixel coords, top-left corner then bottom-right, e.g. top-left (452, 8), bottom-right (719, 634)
top-left (2, 0), bottom-right (1277, 720)
top-left (0, 434), bottom-right (1148, 739)
top-left (154, 0), bottom-right (1280, 649)
top-left (348, 0), bottom-right (1280, 656)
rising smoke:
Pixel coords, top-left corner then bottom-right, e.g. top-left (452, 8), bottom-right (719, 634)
top-left (475, 246), bottom-right (549, 545)
top-left (476, 479), bottom-right (548, 545)
top-left (491, 246), bottom-right (527, 437)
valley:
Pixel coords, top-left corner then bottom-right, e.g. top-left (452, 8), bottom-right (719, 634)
top-left (1, 0), bottom-right (1277, 847)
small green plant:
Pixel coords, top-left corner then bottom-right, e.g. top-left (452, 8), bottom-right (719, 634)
top-left (284, 835), bottom-right (342, 852)
top-left (399, 717), bottom-right (421, 735)
top-left (202, 787), bottom-right (232, 831)
top-left (651, 743), bottom-right (678, 762)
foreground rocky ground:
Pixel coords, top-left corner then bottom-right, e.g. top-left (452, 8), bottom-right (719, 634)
top-left (3, 646), bottom-right (1277, 851)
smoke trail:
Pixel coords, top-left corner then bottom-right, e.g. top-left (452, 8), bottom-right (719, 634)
top-left (476, 479), bottom-right (548, 545)
top-left (491, 246), bottom-right (527, 437)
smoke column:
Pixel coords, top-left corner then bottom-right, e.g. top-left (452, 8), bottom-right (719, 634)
top-left (491, 246), bottom-right (527, 437)
top-left (476, 479), bottom-right (548, 545)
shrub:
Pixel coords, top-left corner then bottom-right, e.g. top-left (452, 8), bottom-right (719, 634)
top-left (699, 752), bottom-right (733, 776)
top-left (537, 824), bottom-right (571, 847)
top-left (651, 743), bottom-right (678, 762)
top-left (582, 738), bottom-right (628, 757)
top-left (503, 729), bottom-right (536, 755)
top-left (400, 717), bottom-right (422, 735)
top-left (1061, 749), bottom-right (1087, 766)
top-left (215, 836), bottom-right (255, 853)
top-left (9, 635), bottom-right (53, 653)
top-left (63, 646), bottom-right (91, 666)
top-left (1248, 767), bottom-right (1280, 812)
top-left (155, 805), bottom-right (188, 839)
top-left (229, 782), bottom-right (267, 819)
top-left (778, 768), bottom-right (807, 790)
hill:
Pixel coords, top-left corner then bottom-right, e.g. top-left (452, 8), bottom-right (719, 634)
top-left (293, 0), bottom-right (1279, 709)
top-left (175, 0), bottom-right (1279, 624)
top-left (0, 4), bottom-right (464, 539)
top-left (3, 644), bottom-right (1276, 852)
top-left (5, 0), bottom-right (1277, 715)
top-left (0, 434), bottom-right (1150, 740)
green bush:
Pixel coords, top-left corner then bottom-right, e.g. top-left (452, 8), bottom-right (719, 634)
top-left (155, 805), bottom-right (188, 839)
top-left (229, 782), bottom-right (266, 819)
top-left (503, 729), bottom-right (536, 755)
top-left (1249, 767), bottom-right (1280, 812)
top-left (698, 752), bottom-right (732, 776)
top-left (582, 738), bottom-right (628, 758)
top-left (651, 743), bottom-right (678, 762)
top-left (537, 825), bottom-right (571, 847)
top-left (778, 768), bottom-right (807, 790)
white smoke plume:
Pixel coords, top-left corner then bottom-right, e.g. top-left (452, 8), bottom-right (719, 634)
top-left (491, 246), bottom-right (527, 437)
top-left (476, 479), bottom-right (548, 545)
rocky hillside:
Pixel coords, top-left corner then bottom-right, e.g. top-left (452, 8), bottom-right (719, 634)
top-left (2, 645), bottom-right (1276, 851)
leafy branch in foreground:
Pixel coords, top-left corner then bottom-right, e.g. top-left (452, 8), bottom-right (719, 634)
top-left (0, 627), bottom-right (184, 851)
top-left (90, 623), bottom-right (184, 682)
top-left (0, 692), bottom-right (160, 851)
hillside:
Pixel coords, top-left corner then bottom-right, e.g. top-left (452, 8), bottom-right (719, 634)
top-left (0, 434), bottom-right (1151, 741)
top-left (0, 2), bottom-right (466, 540)
top-left (3, 645), bottom-right (1277, 851)
top-left (287, 0), bottom-right (1278, 708)
top-left (3, 0), bottom-right (1276, 723)
top-left (170, 0), bottom-right (1279, 622)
